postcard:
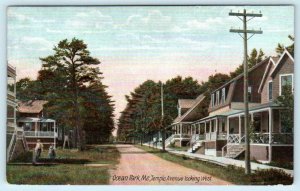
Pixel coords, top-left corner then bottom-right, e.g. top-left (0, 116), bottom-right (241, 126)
top-left (6, 5), bottom-right (294, 186)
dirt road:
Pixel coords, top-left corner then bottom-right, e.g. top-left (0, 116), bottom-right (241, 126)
top-left (110, 144), bottom-right (232, 185)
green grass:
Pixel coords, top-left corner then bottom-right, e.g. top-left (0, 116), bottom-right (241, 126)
top-left (7, 144), bottom-right (120, 185)
top-left (136, 145), bottom-right (293, 185)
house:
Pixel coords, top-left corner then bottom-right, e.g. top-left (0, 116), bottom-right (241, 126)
top-left (7, 64), bottom-right (28, 161)
top-left (17, 100), bottom-right (58, 149)
top-left (166, 49), bottom-right (294, 162)
top-left (166, 94), bottom-right (207, 147)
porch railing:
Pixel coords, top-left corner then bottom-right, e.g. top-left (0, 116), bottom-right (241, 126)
top-left (205, 132), bottom-right (227, 141)
top-left (24, 131), bottom-right (57, 137)
top-left (227, 133), bottom-right (293, 144)
top-left (228, 134), bottom-right (243, 144)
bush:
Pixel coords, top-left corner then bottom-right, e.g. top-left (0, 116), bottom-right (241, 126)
top-left (250, 168), bottom-right (293, 185)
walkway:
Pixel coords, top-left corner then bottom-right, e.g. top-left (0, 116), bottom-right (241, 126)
top-left (144, 143), bottom-right (293, 176)
top-left (109, 144), bottom-right (232, 185)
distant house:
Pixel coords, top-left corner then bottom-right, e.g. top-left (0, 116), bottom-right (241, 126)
top-left (17, 100), bottom-right (58, 149)
top-left (166, 49), bottom-right (294, 162)
top-left (7, 64), bottom-right (28, 161)
top-left (166, 94), bottom-right (207, 147)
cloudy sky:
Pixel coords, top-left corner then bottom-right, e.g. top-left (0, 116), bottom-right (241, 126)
top-left (7, 6), bottom-right (294, 132)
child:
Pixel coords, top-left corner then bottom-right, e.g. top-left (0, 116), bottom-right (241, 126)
top-left (48, 145), bottom-right (56, 160)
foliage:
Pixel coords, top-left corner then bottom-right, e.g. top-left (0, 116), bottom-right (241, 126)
top-left (230, 48), bottom-right (265, 78)
top-left (275, 85), bottom-right (294, 133)
top-left (16, 38), bottom-right (114, 147)
top-left (276, 35), bottom-right (294, 56)
top-left (250, 168), bottom-right (293, 185)
top-left (117, 76), bottom-right (203, 142)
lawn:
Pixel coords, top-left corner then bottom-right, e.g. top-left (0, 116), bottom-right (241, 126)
top-left (7, 144), bottom-right (120, 185)
top-left (136, 145), bottom-right (293, 185)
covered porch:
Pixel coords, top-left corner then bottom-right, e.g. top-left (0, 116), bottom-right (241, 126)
top-left (227, 106), bottom-right (293, 145)
top-left (192, 115), bottom-right (228, 142)
top-left (17, 117), bottom-right (58, 148)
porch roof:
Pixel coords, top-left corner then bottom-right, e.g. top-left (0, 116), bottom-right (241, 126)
top-left (17, 117), bottom-right (56, 123)
top-left (227, 102), bottom-right (284, 117)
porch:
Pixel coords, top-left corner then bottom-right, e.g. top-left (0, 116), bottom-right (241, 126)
top-left (191, 115), bottom-right (228, 142)
top-left (227, 108), bottom-right (293, 145)
top-left (17, 117), bottom-right (58, 148)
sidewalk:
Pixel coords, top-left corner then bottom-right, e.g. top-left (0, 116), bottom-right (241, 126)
top-left (143, 143), bottom-right (293, 176)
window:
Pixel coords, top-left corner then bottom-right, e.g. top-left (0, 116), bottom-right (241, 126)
top-left (280, 74), bottom-right (293, 95)
top-left (221, 88), bottom-right (226, 104)
top-left (248, 86), bottom-right (252, 101)
top-left (211, 93), bottom-right (215, 107)
top-left (268, 81), bottom-right (273, 101)
top-left (216, 91), bottom-right (220, 105)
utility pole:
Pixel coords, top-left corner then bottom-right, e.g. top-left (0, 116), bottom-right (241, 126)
top-left (161, 82), bottom-right (166, 151)
top-left (229, 9), bottom-right (263, 175)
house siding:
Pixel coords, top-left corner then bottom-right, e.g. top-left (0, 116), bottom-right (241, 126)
top-left (272, 56), bottom-right (294, 100)
top-left (261, 64), bottom-right (275, 104)
top-left (232, 62), bottom-right (267, 103)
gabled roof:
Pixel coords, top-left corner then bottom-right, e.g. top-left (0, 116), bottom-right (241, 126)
top-left (18, 100), bottom-right (48, 114)
top-left (173, 94), bottom-right (206, 124)
top-left (258, 56), bottom-right (279, 93)
top-left (178, 99), bottom-right (196, 109)
top-left (270, 49), bottom-right (294, 77)
top-left (211, 56), bottom-right (271, 94)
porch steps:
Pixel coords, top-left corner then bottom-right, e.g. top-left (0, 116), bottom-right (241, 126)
top-left (225, 145), bottom-right (245, 159)
top-left (188, 141), bottom-right (204, 153)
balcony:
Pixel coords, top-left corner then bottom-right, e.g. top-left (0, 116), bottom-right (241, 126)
top-left (24, 131), bottom-right (58, 137)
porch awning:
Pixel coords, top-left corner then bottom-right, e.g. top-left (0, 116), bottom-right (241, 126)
top-left (192, 109), bottom-right (241, 124)
top-left (227, 102), bottom-right (284, 117)
top-left (17, 117), bottom-right (56, 123)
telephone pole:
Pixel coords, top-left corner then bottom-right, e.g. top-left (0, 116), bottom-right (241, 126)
top-left (161, 82), bottom-right (166, 151)
top-left (229, 9), bottom-right (263, 174)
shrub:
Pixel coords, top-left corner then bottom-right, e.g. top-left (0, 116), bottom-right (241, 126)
top-left (250, 168), bottom-right (293, 185)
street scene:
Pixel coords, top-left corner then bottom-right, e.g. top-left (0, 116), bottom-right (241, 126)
top-left (6, 6), bottom-right (294, 185)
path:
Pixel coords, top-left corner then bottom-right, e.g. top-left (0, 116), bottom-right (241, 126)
top-left (110, 144), bottom-right (232, 185)
top-left (144, 143), bottom-right (293, 176)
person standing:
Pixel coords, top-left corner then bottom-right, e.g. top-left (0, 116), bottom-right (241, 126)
top-left (35, 139), bottom-right (43, 161)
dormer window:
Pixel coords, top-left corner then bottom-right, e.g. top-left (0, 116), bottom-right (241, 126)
top-left (221, 88), bottom-right (226, 104)
top-left (216, 91), bottom-right (220, 105)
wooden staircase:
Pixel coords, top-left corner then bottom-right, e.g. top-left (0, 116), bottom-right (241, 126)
top-left (225, 145), bottom-right (245, 158)
top-left (188, 140), bottom-right (204, 153)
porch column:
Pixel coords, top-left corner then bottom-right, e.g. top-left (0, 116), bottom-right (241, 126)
top-left (180, 123), bottom-right (183, 138)
top-left (54, 121), bottom-right (56, 149)
top-left (268, 108), bottom-right (273, 162)
top-left (269, 109), bottom-right (273, 144)
top-left (198, 124), bottom-right (201, 135)
top-left (238, 115), bottom-right (242, 143)
top-left (209, 120), bottom-right (212, 133)
top-left (227, 117), bottom-right (229, 139)
top-left (35, 122), bottom-right (38, 136)
top-left (216, 118), bottom-right (218, 133)
top-left (204, 122), bottom-right (207, 133)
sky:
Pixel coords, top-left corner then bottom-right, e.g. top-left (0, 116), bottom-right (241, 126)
top-left (7, 6), bottom-right (294, 134)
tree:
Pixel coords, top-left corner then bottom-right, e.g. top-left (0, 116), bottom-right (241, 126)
top-left (230, 48), bottom-right (265, 78)
top-left (40, 38), bottom-right (101, 150)
top-left (82, 80), bottom-right (115, 143)
top-left (275, 85), bottom-right (294, 133)
top-left (16, 78), bottom-right (44, 101)
top-left (276, 35), bottom-right (294, 56)
top-left (117, 76), bottom-right (204, 142)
